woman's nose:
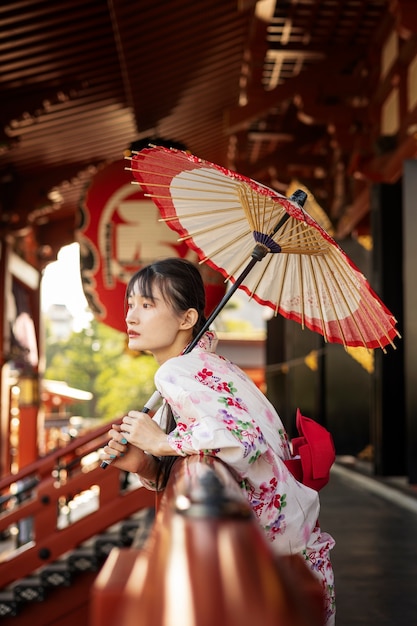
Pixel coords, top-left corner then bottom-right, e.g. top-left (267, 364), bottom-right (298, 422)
top-left (126, 308), bottom-right (137, 324)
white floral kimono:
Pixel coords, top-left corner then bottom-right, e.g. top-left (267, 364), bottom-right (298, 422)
top-left (147, 332), bottom-right (335, 624)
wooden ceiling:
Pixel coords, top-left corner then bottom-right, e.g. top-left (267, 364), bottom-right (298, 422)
top-left (1, 0), bottom-right (415, 259)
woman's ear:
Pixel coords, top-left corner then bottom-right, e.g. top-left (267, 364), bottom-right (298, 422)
top-left (180, 308), bottom-right (199, 330)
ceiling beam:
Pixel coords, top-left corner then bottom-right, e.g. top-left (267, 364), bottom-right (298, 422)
top-left (336, 133), bottom-right (417, 238)
top-left (225, 49), bottom-right (370, 133)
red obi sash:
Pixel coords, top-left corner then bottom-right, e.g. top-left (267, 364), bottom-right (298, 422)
top-left (284, 409), bottom-right (336, 491)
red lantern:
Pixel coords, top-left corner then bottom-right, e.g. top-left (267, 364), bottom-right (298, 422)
top-left (79, 160), bottom-right (226, 332)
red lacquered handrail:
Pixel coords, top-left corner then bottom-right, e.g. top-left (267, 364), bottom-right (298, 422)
top-left (91, 456), bottom-right (325, 626)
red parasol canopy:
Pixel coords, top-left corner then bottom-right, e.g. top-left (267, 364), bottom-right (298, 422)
top-left (128, 146), bottom-right (400, 352)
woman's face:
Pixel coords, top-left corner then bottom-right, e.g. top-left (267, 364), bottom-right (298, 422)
top-left (125, 281), bottom-right (194, 364)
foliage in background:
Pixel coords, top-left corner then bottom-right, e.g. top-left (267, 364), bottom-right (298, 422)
top-left (44, 318), bottom-right (158, 422)
top-left (43, 292), bottom-right (264, 423)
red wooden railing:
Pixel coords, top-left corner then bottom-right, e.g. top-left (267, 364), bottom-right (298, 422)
top-left (91, 456), bottom-right (326, 626)
top-left (0, 423), bottom-right (155, 588)
top-left (1, 430), bottom-right (327, 626)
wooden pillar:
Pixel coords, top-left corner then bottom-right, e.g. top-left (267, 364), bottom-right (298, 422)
top-left (403, 161), bottom-right (417, 484)
top-left (370, 181), bottom-right (405, 476)
top-left (265, 315), bottom-right (290, 430)
top-left (324, 239), bottom-right (372, 456)
top-left (0, 240), bottom-right (11, 478)
top-left (16, 376), bottom-right (40, 468)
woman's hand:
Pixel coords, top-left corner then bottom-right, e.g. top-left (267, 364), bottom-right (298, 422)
top-left (121, 411), bottom-right (177, 457)
top-left (102, 423), bottom-right (159, 478)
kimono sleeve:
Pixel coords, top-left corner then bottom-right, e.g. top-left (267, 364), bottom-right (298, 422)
top-left (154, 358), bottom-right (269, 476)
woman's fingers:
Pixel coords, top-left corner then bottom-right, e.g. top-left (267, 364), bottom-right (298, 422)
top-left (102, 424), bottom-right (129, 460)
top-left (107, 439), bottom-right (126, 453)
top-left (108, 424), bottom-right (129, 443)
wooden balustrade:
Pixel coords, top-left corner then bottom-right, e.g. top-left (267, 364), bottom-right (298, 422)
top-left (91, 455), bottom-right (325, 626)
top-left (0, 425), bottom-right (155, 588)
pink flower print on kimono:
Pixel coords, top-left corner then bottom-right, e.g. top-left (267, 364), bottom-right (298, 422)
top-left (197, 368), bottom-right (250, 407)
top-left (263, 483), bottom-right (288, 537)
top-left (218, 407), bottom-right (266, 463)
top-left (195, 368), bottom-right (249, 408)
top-left (195, 367), bottom-right (232, 393)
top-left (218, 391), bottom-right (248, 412)
top-left (245, 476), bottom-right (288, 538)
top-left (175, 419), bottom-right (192, 434)
top-left (303, 528), bottom-right (334, 578)
top-left (278, 427), bottom-right (290, 448)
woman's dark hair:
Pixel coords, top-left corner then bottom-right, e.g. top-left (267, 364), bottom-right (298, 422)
top-left (126, 258), bottom-right (207, 489)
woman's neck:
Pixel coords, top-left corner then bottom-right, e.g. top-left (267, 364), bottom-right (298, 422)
top-left (153, 332), bottom-right (194, 365)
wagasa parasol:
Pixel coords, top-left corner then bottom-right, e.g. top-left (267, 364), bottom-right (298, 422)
top-left (127, 145), bottom-right (400, 353)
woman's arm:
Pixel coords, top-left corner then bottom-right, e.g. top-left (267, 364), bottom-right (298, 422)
top-left (155, 361), bottom-right (269, 472)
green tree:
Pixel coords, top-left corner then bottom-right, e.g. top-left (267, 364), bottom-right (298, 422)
top-left (44, 319), bottom-right (158, 423)
top-left (95, 351), bottom-right (158, 421)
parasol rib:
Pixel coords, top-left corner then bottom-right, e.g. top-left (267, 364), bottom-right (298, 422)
top-left (238, 185), bottom-right (278, 234)
top-left (308, 254), bottom-right (343, 345)
top-left (130, 160), bottom-right (287, 200)
top-left (243, 253), bottom-right (276, 301)
top-left (298, 254), bottom-right (307, 333)
top-left (178, 220), bottom-right (251, 241)
top-left (307, 252), bottom-right (330, 346)
top-left (273, 254), bottom-right (290, 318)
top-left (184, 248), bottom-right (268, 354)
top-left (159, 206), bottom-right (247, 221)
top-left (145, 193), bottom-right (240, 204)
top-left (322, 251), bottom-right (398, 349)
top-left (311, 249), bottom-right (396, 351)
top-left (131, 181), bottom-right (241, 195)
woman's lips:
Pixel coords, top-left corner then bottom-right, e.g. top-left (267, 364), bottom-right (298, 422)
top-left (128, 330), bottom-right (140, 337)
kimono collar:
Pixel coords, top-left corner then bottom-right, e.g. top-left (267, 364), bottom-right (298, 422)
top-left (184, 330), bottom-right (218, 354)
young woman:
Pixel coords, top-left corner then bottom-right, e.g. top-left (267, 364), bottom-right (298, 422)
top-left (102, 257), bottom-right (335, 625)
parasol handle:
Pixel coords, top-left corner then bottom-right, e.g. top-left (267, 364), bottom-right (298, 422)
top-left (184, 252), bottom-right (263, 355)
top-left (100, 389), bottom-right (161, 469)
top-left (100, 254), bottom-right (262, 469)
top-left (100, 189), bottom-right (307, 469)
top-left (185, 189), bottom-right (307, 355)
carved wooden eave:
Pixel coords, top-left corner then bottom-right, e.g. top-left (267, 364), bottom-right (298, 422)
top-left (226, 50), bottom-right (372, 134)
top-left (0, 0), bottom-right (416, 265)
